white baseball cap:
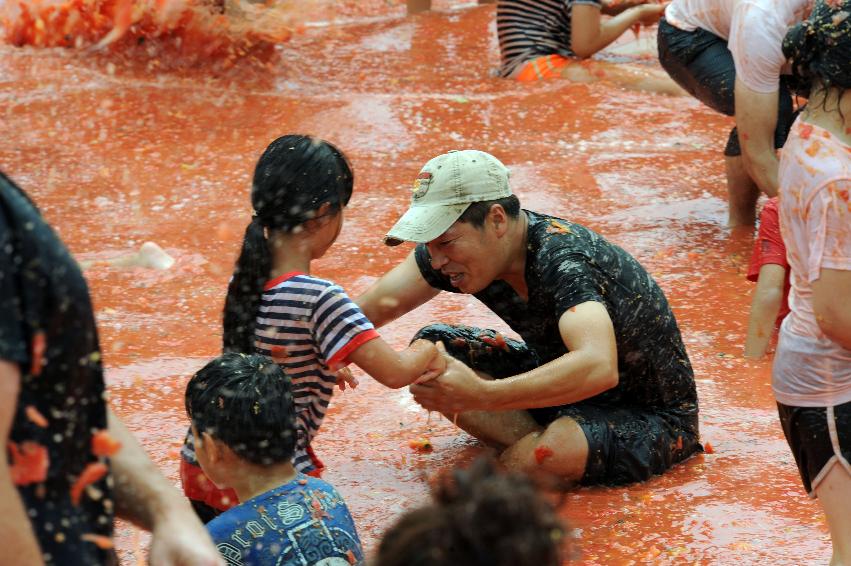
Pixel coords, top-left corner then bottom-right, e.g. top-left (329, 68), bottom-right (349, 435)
top-left (384, 150), bottom-right (511, 246)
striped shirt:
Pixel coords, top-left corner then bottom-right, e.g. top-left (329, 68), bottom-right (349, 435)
top-left (182, 271), bottom-right (378, 474)
top-left (255, 272), bottom-right (378, 471)
top-left (497, 0), bottom-right (602, 78)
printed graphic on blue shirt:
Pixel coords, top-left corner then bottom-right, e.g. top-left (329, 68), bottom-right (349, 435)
top-left (207, 474), bottom-right (364, 566)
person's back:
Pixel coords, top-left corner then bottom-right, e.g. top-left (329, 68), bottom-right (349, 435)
top-left (775, 119), bottom-right (851, 404)
top-left (207, 474), bottom-right (361, 565)
top-left (185, 353), bottom-right (364, 565)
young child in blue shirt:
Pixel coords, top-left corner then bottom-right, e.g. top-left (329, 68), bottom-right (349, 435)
top-left (185, 352), bottom-right (364, 566)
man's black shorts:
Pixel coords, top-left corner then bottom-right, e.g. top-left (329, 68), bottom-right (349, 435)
top-left (778, 400), bottom-right (851, 496)
top-left (414, 324), bottom-right (701, 487)
top-left (657, 18), bottom-right (798, 157)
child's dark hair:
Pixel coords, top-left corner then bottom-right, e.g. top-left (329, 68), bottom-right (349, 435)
top-left (783, 0), bottom-right (851, 114)
top-left (375, 457), bottom-right (567, 566)
top-left (185, 352), bottom-right (296, 466)
top-left (223, 135), bottom-right (354, 353)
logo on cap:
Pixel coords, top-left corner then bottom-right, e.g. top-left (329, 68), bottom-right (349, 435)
top-left (412, 171), bottom-right (432, 200)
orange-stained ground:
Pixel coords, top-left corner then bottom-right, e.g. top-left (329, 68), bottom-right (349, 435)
top-left (0, 0), bottom-right (832, 563)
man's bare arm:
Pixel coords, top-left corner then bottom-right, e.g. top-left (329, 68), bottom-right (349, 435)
top-left (0, 361), bottom-right (44, 565)
top-left (356, 251), bottom-right (439, 329)
top-left (410, 302), bottom-right (618, 414)
top-left (107, 409), bottom-right (222, 565)
top-left (735, 79), bottom-right (781, 197)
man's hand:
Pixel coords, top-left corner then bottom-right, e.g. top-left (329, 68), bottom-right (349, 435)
top-left (149, 516), bottom-right (224, 566)
top-left (409, 350), bottom-right (487, 414)
top-left (411, 339), bottom-right (447, 384)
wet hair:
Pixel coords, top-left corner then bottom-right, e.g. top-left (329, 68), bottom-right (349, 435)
top-left (783, 0), bottom-right (851, 112)
top-left (185, 352), bottom-right (296, 466)
top-left (374, 457), bottom-right (567, 566)
top-left (457, 195), bottom-right (521, 228)
top-left (223, 135), bottom-right (354, 353)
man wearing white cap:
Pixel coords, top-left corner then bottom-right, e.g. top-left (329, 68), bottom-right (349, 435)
top-left (358, 150), bottom-right (700, 485)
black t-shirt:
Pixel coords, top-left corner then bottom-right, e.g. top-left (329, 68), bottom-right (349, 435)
top-left (0, 173), bottom-right (114, 565)
top-left (415, 210), bottom-right (697, 411)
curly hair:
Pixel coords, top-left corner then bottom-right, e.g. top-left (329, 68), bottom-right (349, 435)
top-left (375, 457), bottom-right (568, 566)
top-left (783, 0), bottom-right (851, 113)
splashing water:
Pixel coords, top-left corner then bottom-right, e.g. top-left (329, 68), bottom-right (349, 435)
top-left (1, 0), bottom-right (328, 65)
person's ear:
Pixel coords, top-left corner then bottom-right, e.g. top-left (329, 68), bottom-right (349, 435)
top-left (490, 204), bottom-right (509, 237)
top-left (305, 202), bottom-right (334, 231)
top-left (201, 431), bottom-right (223, 464)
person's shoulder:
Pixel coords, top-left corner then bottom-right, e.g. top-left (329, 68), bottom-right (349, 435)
top-left (205, 503), bottom-right (250, 540)
top-left (526, 210), bottom-right (594, 247)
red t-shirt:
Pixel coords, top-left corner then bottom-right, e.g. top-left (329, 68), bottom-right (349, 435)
top-left (746, 197), bottom-right (791, 327)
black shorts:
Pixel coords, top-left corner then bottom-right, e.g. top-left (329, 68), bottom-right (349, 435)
top-left (778, 400), bottom-right (851, 496)
top-left (413, 323), bottom-right (701, 487)
top-left (657, 18), bottom-right (798, 157)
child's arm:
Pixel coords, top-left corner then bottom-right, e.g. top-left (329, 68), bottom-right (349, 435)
top-left (744, 264), bottom-right (787, 358)
top-left (345, 338), bottom-right (446, 389)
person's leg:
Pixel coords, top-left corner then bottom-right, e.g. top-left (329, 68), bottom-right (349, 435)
top-left (658, 19), bottom-right (763, 225)
top-left (778, 401), bottom-right (851, 564)
top-left (412, 324), bottom-right (543, 448)
top-left (560, 59), bottom-right (686, 96)
top-left (78, 241), bottom-right (175, 270)
top-left (725, 153), bottom-right (759, 227)
top-left (815, 464), bottom-right (851, 565)
top-left (499, 416), bottom-right (589, 484)
top-left (453, 406), bottom-right (543, 449)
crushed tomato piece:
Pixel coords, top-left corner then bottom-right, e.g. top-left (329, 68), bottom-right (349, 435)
top-left (71, 462), bottom-right (109, 505)
top-left (30, 331), bottom-right (46, 377)
top-left (25, 405), bottom-right (49, 428)
top-left (80, 533), bottom-right (114, 549)
top-left (91, 430), bottom-right (122, 457)
top-left (704, 441), bottom-right (715, 454)
top-left (408, 437), bottom-right (433, 452)
top-left (534, 445), bottom-right (554, 465)
top-left (8, 441), bottom-right (49, 485)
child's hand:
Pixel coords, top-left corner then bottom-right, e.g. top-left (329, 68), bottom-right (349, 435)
top-left (335, 367), bottom-right (359, 391)
top-left (413, 340), bottom-right (448, 384)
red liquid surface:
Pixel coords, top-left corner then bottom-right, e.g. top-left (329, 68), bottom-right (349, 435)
top-left (0, 1), bottom-right (830, 563)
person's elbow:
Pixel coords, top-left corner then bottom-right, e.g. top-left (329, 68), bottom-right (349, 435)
top-left (754, 283), bottom-right (784, 311)
top-left (571, 41), bottom-right (596, 59)
top-left (589, 355), bottom-right (619, 394)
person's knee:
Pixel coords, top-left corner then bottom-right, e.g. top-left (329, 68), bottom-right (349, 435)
top-left (501, 417), bottom-right (588, 481)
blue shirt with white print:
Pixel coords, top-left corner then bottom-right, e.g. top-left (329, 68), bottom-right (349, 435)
top-left (206, 474), bottom-right (364, 566)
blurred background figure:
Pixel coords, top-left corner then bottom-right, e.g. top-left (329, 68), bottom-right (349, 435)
top-left (0, 171), bottom-right (222, 566)
top-left (498, 0), bottom-right (685, 95)
top-left (744, 197), bottom-right (790, 359)
top-left (374, 457), bottom-right (568, 566)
